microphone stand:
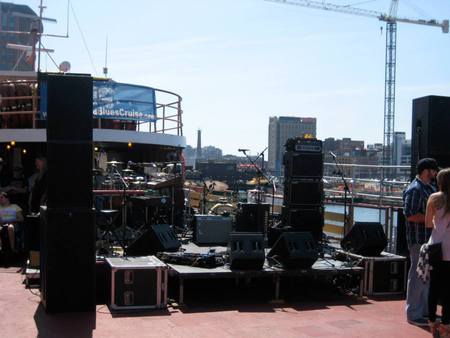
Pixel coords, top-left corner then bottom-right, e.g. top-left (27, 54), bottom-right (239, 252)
top-left (239, 147), bottom-right (275, 230)
top-left (330, 153), bottom-right (351, 237)
top-left (112, 165), bottom-right (129, 254)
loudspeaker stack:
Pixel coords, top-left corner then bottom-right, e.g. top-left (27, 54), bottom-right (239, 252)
top-left (280, 138), bottom-right (324, 244)
top-left (39, 73), bottom-right (96, 313)
top-left (411, 95), bottom-right (450, 178)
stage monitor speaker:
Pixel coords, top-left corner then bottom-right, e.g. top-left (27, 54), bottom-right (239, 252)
top-left (40, 206), bottom-right (96, 313)
top-left (126, 224), bottom-right (180, 256)
top-left (235, 203), bottom-right (270, 233)
top-left (282, 206), bottom-right (324, 243)
top-left (283, 179), bottom-right (323, 206)
top-left (341, 222), bottom-right (387, 256)
top-left (411, 95), bottom-right (450, 178)
top-left (39, 73), bottom-right (93, 142)
top-left (267, 231), bottom-right (318, 269)
top-left (228, 232), bottom-right (265, 270)
top-left (47, 143), bottom-right (93, 208)
top-left (193, 215), bottom-right (233, 245)
top-left (283, 151), bottom-right (323, 179)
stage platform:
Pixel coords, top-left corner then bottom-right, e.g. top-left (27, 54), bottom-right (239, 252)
top-left (168, 244), bottom-right (364, 305)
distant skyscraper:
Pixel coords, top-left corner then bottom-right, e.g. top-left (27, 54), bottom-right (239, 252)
top-left (196, 129), bottom-right (202, 159)
top-left (0, 2), bottom-right (39, 71)
top-left (393, 131), bottom-right (406, 166)
top-left (268, 116), bottom-right (317, 175)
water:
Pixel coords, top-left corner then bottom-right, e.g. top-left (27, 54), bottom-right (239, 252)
top-left (325, 204), bottom-right (387, 224)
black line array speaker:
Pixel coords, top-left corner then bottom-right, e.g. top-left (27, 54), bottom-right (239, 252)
top-left (228, 232), bottom-right (265, 270)
top-left (40, 207), bottom-right (96, 312)
top-left (341, 222), bottom-right (387, 256)
top-left (43, 73), bottom-right (93, 142)
top-left (38, 73), bottom-right (96, 313)
top-left (411, 95), bottom-right (450, 178)
top-left (47, 143), bottom-right (93, 207)
top-left (235, 203), bottom-right (270, 233)
top-left (267, 231), bottom-right (318, 269)
top-left (39, 72), bottom-right (94, 208)
top-left (126, 224), bottom-right (181, 256)
top-left (282, 206), bottom-right (324, 243)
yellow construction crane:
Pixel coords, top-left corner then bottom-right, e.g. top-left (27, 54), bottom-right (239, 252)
top-left (266, 0), bottom-right (448, 171)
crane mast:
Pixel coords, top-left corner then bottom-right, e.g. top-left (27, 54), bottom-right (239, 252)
top-left (266, 0), bottom-right (448, 175)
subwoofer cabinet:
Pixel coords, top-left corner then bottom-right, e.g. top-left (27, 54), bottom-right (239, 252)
top-left (106, 256), bottom-right (168, 311)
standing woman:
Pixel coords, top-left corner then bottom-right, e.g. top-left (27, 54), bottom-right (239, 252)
top-left (425, 168), bottom-right (450, 337)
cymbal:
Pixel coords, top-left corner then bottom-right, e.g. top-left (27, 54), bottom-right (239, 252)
top-left (246, 177), bottom-right (269, 185)
top-left (122, 169), bottom-right (134, 173)
top-left (205, 180), bottom-right (229, 192)
top-left (107, 161), bottom-right (123, 165)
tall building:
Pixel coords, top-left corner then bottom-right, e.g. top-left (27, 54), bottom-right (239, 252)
top-left (196, 129), bottom-right (202, 160)
top-left (392, 132), bottom-right (406, 166)
top-left (0, 2), bottom-right (39, 71)
top-left (268, 116), bottom-right (316, 175)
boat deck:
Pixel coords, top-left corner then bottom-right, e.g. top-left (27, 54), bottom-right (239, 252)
top-left (1, 264), bottom-right (431, 338)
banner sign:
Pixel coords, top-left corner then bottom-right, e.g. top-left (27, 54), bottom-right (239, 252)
top-left (93, 80), bottom-right (157, 122)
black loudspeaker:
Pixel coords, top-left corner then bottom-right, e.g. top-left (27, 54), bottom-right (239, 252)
top-left (228, 232), bottom-right (265, 270)
top-left (41, 73), bottom-right (93, 142)
top-left (40, 206), bottom-right (96, 312)
top-left (46, 143), bottom-right (93, 208)
top-left (39, 72), bottom-right (93, 208)
top-left (235, 203), bottom-right (270, 233)
top-left (341, 222), bottom-right (387, 256)
top-left (267, 231), bottom-right (318, 269)
top-left (394, 209), bottom-right (408, 257)
top-left (283, 179), bottom-right (323, 206)
top-left (24, 214), bottom-right (40, 251)
top-left (126, 224), bottom-right (180, 256)
top-left (283, 151), bottom-right (323, 179)
top-left (282, 206), bottom-right (324, 243)
top-left (411, 95), bottom-right (450, 178)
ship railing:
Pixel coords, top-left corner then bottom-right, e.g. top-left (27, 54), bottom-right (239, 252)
top-left (322, 162), bottom-right (410, 254)
top-left (0, 80), bottom-right (183, 136)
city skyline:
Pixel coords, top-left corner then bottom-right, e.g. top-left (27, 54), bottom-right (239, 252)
top-left (12, 0), bottom-right (450, 155)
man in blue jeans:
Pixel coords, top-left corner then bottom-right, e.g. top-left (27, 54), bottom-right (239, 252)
top-left (403, 158), bottom-right (439, 326)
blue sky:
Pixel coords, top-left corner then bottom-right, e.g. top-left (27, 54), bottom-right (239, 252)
top-left (16, 0), bottom-right (450, 155)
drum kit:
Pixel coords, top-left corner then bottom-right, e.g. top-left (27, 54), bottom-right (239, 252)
top-left (93, 161), bottom-right (152, 190)
top-left (94, 160), bottom-right (173, 255)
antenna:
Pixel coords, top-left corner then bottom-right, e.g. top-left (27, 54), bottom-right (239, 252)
top-left (103, 36), bottom-right (108, 77)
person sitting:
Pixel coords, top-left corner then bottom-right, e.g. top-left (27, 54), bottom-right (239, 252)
top-left (0, 191), bottom-right (23, 252)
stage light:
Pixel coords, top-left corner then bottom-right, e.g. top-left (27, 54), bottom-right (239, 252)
top-left (128, 142), bottom-right (133, 148)
top-left (22, 149), bottom-right (27, 154)
top-left (6, 145), bottom-right (11, 150)
top-left (94, 147), bottom-right (99, 152)
top-left (10, 141), bottom-right (15, 146)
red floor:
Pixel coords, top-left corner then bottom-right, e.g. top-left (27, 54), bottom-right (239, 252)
top-left (1, 266), bottom-right (431, 338)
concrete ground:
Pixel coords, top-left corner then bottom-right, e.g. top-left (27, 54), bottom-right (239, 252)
top-left (0, 264), bottom-right (432, 338)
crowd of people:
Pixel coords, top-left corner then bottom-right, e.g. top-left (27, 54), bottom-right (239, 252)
top-left (403, 158), bottom-right (450, 337)
top-left (0, 155), bottom-right (47, 253)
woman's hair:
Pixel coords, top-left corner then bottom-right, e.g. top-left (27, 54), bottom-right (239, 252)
top-left (436, 168), bottom-right (450, 213)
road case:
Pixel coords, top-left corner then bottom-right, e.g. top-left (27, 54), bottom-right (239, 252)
top-left (338, 251), bottom-right (407, 296)
top-left (106, 256), bottom-right (168, 311)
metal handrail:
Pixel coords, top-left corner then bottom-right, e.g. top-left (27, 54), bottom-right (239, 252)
top-left (1, 79), bottom-right (183, 136)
